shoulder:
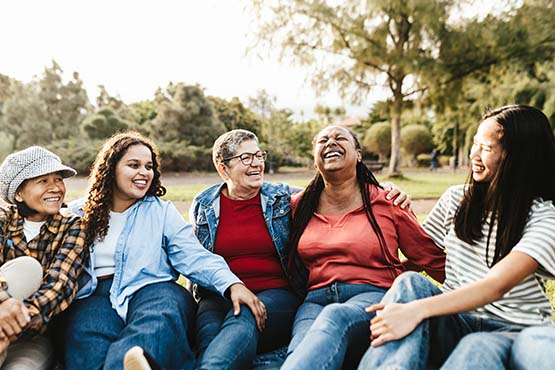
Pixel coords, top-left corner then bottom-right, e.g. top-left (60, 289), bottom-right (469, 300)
top-left (192, 183), bottom-right (224, 205)
top-left (261, 181), bottom-right (293, 197)
top-left (438, 185), bottom-right (466, 206)
top-left (527, 199), bottom-right (555, 224)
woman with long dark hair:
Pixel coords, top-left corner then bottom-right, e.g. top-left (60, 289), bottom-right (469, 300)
top-left (359, 105), bottom-right (555, 370)
top-left (280, 125), bottom-right (446, 370)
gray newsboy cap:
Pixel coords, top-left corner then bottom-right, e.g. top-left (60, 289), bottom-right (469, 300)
top-left (0, 146), bottom-right (76, 204)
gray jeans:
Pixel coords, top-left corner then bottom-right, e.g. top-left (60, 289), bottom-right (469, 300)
top-left (0, 256), bottom-right (53, 370)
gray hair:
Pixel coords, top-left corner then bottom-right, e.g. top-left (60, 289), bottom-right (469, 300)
top-left (212, 129), bottom-right (258, 167)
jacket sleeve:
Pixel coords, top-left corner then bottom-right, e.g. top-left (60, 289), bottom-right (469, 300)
top-left (163, 202), bottom-right (241, 296)
top-left (23, 216), bottom-right (88, 335)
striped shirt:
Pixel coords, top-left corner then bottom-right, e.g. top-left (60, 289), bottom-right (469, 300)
top-left (0, 206), bottom-right (88, 335)
top-left (423, 185), bottom-right (555, 326)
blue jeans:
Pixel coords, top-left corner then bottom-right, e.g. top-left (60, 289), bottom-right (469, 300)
top-left (63, 279), bottom-right (197, 370)
top-left (195, 288), bottom-right (300, 370)
top-left (281, 282), bottom-right (387, 370)
top-left (357, 272), bottom-right (524, 370)
top-left (510, 325), bottom-right (555, 370)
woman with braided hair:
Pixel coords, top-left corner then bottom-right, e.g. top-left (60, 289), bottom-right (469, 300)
top-left (280, 125), bottom-right (446, 370)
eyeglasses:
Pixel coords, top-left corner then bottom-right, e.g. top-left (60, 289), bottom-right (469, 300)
top-left (223, 150), bottom-right (267, 166)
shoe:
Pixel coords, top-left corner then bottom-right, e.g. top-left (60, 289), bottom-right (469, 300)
top-left (124, 346), bottom-right (157, 370)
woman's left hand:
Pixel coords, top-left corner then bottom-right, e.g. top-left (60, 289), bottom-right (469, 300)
top-left (366, 302), bottom-right (423, 347)
top-left (228, 283), bottom-right (267, 331)
top-left (382, 182), bottom-right (412, 209)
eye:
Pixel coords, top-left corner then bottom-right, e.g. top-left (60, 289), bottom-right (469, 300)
top-left (145, 164), bottom-right (153, 171)
top-left (128, 163), bottom-right (139, 169)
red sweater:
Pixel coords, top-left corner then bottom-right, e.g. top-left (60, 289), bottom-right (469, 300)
top-left (214, 192), bottom-right (288, 292)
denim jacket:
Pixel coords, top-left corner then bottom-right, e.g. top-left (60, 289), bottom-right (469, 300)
top-left (69, 196), bottom-right (241, 321)
top-left (189, 182), bottom-right (306, 295)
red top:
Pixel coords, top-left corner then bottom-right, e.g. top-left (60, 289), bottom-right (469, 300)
top-left (292, 185), bottom-right (445, 290)
top-left (214, 191), bottom-right (289, 292)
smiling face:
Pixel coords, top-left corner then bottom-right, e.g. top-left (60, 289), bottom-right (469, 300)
top-left (470, 117), bottom-right (504, 184)
top-left (313, 126), bottom-right (362, 176)
top-left (218, 139), bottom-right (265, 196)
top-left (15, 172), bottom-right (66, 221)
top-left (112, 144), bottom-right (154, 212)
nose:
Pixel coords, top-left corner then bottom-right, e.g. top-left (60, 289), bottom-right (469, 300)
top-left (469, 143), bottom-right (479, 160)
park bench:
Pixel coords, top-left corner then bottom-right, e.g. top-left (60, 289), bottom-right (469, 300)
top-left (364, 160), bottom-right (385, 173)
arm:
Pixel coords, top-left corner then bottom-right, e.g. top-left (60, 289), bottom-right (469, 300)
top-left (164, 202), bottom-right (267, 330)
top-left (22, 217), bottom-right (88, 335)
top-left (368, 251), bottom-right (537, 346)
top-left (395, 195), bottom-right (447, 283)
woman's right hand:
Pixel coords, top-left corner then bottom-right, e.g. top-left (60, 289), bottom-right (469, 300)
top-left (366, 301), bottom-right (423, 347)
top-left (228, 283), bottom-right (267, 331)
top-left (0, 298), bottom-right (30, 340)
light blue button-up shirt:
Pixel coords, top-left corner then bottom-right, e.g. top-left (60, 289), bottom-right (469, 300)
top-left (70, 196), bottom-right (241, 321)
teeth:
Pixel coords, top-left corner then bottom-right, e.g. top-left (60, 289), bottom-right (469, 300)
top-left (324, 151), bottom-right (342, 159)
top-left (133, 180), bottom-right (147, 185)
top-left (247, 171), bottom-right (260, 176)
top-left (44, 197), bottom-right (60, 202)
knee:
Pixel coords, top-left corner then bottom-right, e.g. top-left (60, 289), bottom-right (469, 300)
top-left (384, 272), bottom-right (434, 304)
top-left (454, 333), bottom-right (493, 355)
top-left (511, 326), bottom-right (555, 368)
top-left (1, 256), bottom-right (42, 301)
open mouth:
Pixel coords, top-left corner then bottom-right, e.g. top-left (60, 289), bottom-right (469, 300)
top-left (323, 151), bottom-right (343, 159)
top-left (246, 170), bottom-right (261, 177)
top-left (44, 196), bottom-right (61, 203)
top-left (133, 179), bottom-right (148, 186)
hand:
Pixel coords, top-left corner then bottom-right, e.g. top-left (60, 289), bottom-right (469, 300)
top-left (366, 302), bottom-right (422, 347)
top-left (0, 298), bottom-right (30, 340)
top-left (228, 283), bottom-right (267, 331)
top-left (0, 337), bottom-right (9, 353)
top-left (382, 182), bottom-right (412, 209)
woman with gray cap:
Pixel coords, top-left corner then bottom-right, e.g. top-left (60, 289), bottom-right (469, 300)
top-left (0, 146), bottom-right (87, 370)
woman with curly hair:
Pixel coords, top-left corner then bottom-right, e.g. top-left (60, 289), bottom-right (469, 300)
top-left (61, 132), bottom-right (265, 370)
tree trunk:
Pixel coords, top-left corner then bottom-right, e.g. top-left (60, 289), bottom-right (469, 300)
top-left (388, 90), bottom-right (403, 177)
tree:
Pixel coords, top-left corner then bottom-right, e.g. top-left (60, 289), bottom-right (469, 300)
top-left (208, 96), bottom-right (262, 134)
top-left (314, 104), bottom-right (346, 125)
top-left (251, 0), bottom-right (454, 176)
top-left (363, 122), bottom-right (391, 161)
top-left (401, 124), bottom-right (433, 165)
top-left (82, 108), bottom-right (130, 140)
top-left (151, 83), bottom-right (226, 147)
top-left (38, 61), bottom-right (91, 140)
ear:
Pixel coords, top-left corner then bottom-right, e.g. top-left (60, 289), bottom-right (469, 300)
top-left (216, 162), bottom-right (230, 180)
top-left (356, 149), bottom-right (362, 162)
top-left (15, 192), bottom-right (23, 203)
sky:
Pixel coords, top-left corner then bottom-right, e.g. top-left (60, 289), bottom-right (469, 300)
top-left (0, 0), bottom-right (510, 120)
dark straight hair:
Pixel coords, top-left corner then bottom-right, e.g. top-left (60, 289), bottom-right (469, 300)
top-left (454, 105), bottom-right (555, 266)
top-left (288, 126), bottom-right (401, 282)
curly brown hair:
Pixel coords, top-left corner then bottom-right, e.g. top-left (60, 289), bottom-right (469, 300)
top-left (83, 131), bottom-right (166, 246)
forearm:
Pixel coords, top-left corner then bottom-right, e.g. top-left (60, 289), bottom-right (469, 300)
top-left (411, 251), bottom-right (538, 320)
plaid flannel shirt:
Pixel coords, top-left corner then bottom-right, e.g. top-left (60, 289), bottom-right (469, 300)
top-left (0, 206), bottom-right (87, 336)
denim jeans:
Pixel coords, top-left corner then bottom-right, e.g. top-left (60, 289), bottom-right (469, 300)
top-left (281, 282), bottom-right (387, 370)
top-left (63, 279), bottom-right (197, 370)
top-left (195, 288), bottom-right (300, 370)
top-left (510, 325), bottom-right (555, 370)
top-left (357, 272), bottom-right (524, 370)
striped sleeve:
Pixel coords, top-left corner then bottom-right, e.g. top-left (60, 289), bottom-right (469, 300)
top-left (513, 200), bottom-right (555, 279)
top-left (423, 185), bottom-right (464, 250)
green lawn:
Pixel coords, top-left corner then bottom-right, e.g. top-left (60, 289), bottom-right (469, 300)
top-left (146, 171), bottom-right (468, 203)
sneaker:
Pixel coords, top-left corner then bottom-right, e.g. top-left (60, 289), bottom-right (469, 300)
top-left (124, 346), bottom-right (163, 370)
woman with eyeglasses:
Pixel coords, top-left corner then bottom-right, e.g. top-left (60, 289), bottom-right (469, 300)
top-left (189, 129), bottom-right (302, 370)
